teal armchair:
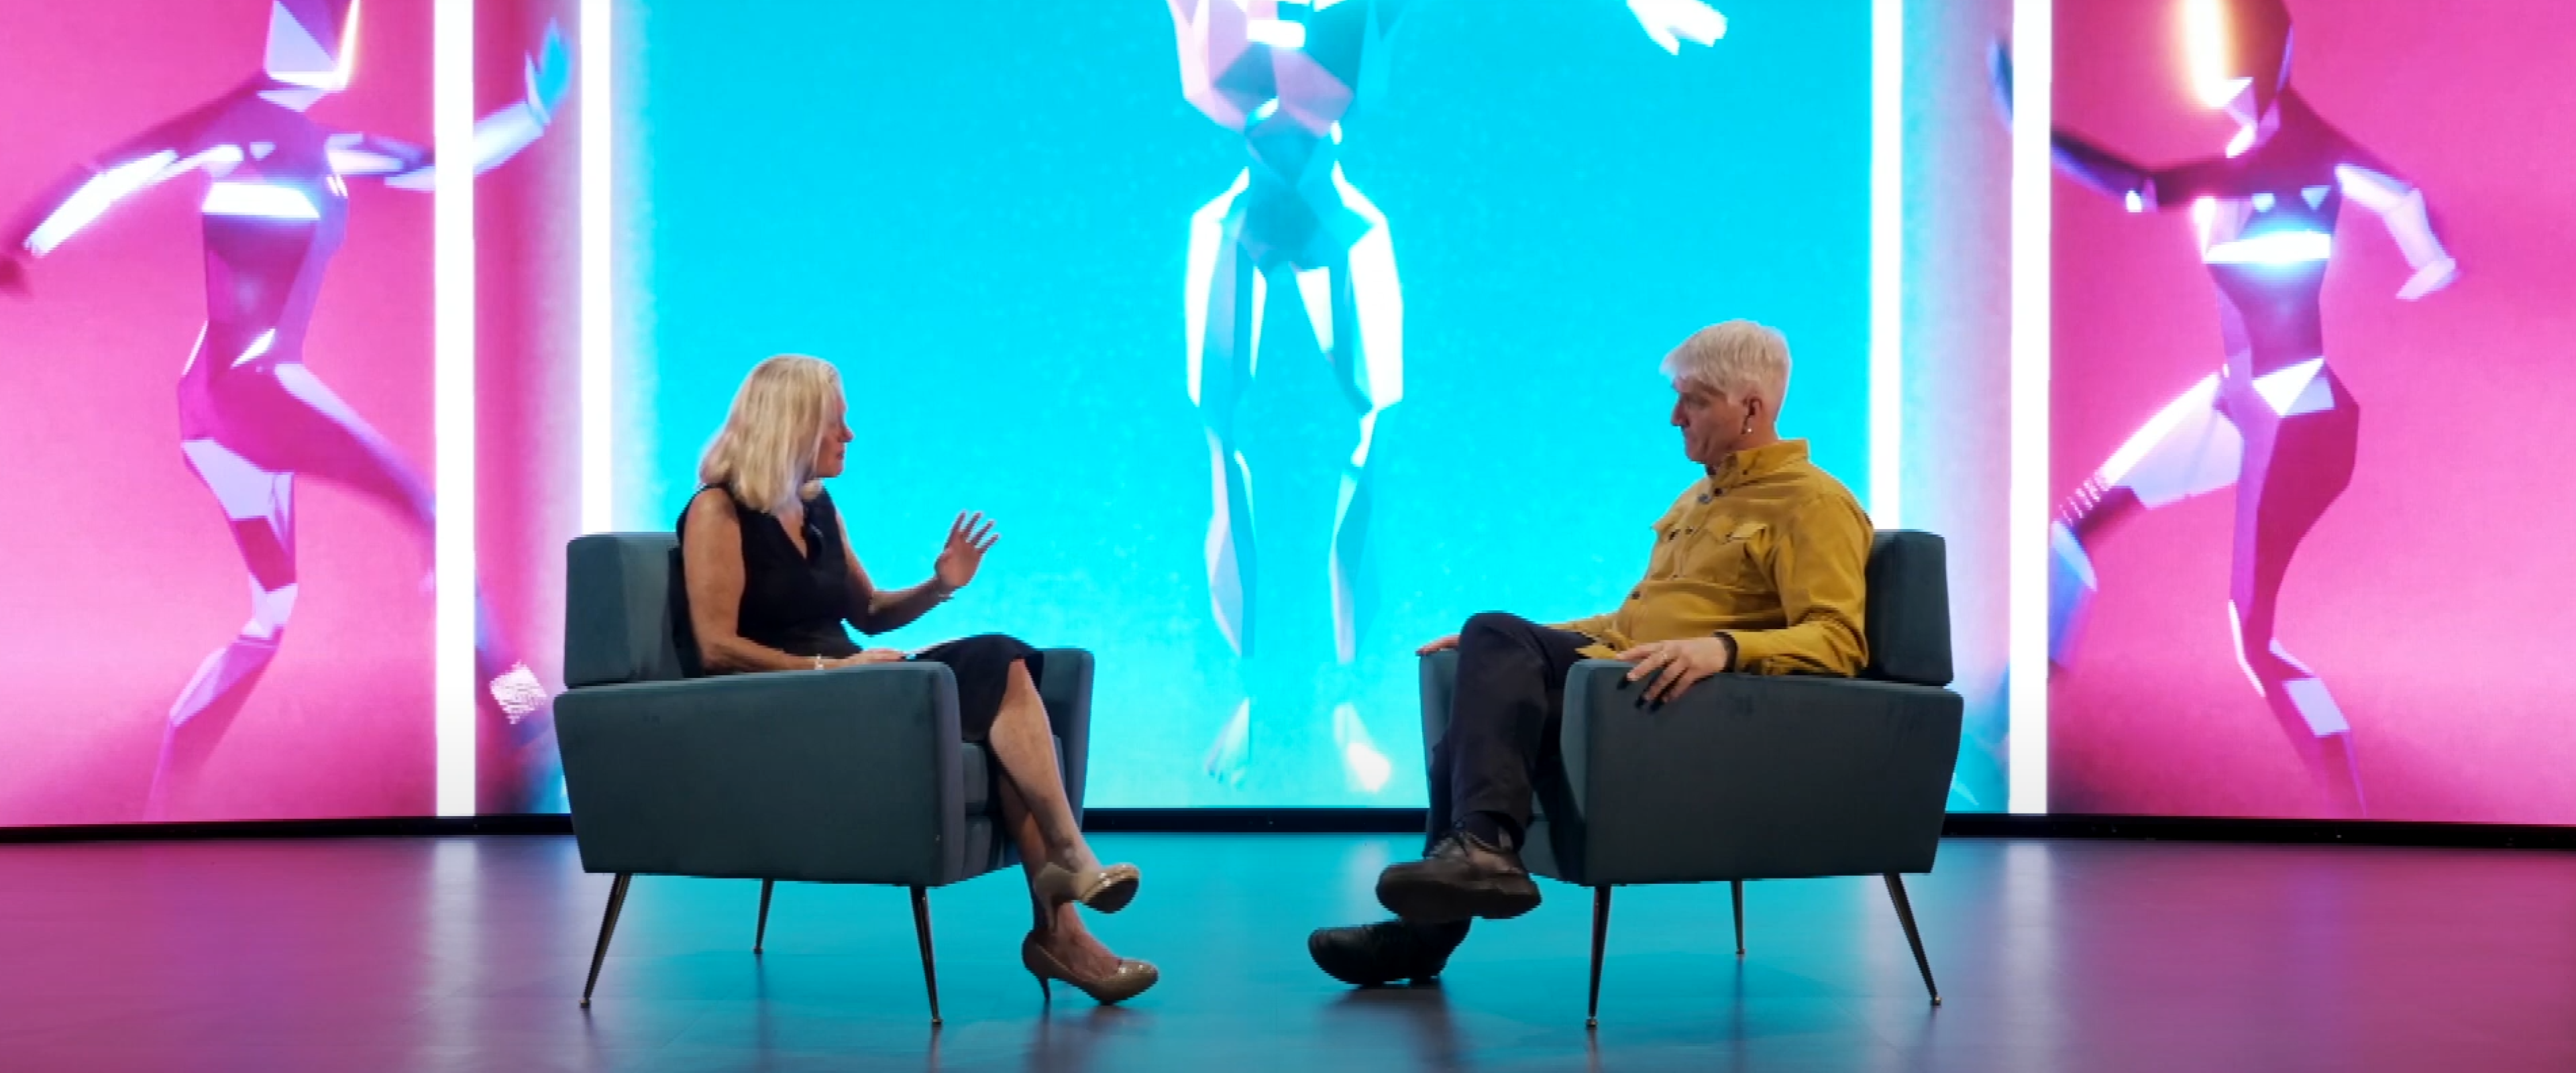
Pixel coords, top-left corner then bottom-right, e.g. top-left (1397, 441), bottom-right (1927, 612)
top-left (554, 533), bottom-right (1092, 1023)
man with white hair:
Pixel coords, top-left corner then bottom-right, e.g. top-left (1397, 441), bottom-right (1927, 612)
top-left (1309, 320), bottom-right (1873, 986)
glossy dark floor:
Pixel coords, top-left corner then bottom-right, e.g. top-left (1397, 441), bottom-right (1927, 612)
top-left (2, 834), bottom-right (2572, 1071)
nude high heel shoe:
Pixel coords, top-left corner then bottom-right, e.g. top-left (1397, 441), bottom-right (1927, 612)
top-left (1022, 931), bottom-right (1159, 1005)
top-left (1032, 861), bottom-right (1141, 914)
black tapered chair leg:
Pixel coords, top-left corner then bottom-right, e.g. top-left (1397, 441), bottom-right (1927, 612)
top-left (754, 880), bottom-right (775, 954)
top-left (910, 885), bottom-right (943, 1025)
top-left (1882, 873), bottom-right (1941, 1006)
top-left (580, 872), bottom-right (633, 1008)
top-left (1731, 880), bottom-right (1746, 956)
top-left (1587, 885), bottom-right (1613, 1029)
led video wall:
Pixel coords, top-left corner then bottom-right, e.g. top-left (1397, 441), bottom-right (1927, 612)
top-left (2038, 0), bottom-right (2576, 822)
top-left (0, 0), bottom-right (580, 824)
top-left (7, 0), bottom-right (2568, 828)
top-left (610, 0), bottom-right (1876, 808)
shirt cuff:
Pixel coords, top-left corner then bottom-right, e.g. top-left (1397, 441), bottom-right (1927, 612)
top-left (1727, 629), bottom-right (1784, 671)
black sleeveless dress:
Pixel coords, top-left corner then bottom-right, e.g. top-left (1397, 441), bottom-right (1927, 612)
top-left (674, 486), bottom-right (1040, 741)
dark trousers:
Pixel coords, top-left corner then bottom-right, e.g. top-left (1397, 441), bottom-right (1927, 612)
top-left (1425, 612), bottom-right (1595, 852)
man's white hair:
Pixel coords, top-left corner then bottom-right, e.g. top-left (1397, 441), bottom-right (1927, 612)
top-left (1660, 320), bottom-right (1791, 404)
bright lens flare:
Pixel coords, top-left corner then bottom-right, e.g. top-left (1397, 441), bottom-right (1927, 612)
top-left (2182, 0), bottom-right (2245, 108)
top-left (336, 0), bottom-right (362, 89)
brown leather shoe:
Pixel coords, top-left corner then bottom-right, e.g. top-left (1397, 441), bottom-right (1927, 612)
top-left (1308, 918), bottom-right (1472, 987)
top-left (1375, 830), bottom-right (1542, 923)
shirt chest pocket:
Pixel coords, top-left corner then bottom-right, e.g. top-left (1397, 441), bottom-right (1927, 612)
top-left (1671, 520), bottom-right (1768, 587)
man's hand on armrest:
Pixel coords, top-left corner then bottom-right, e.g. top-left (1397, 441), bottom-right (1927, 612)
top-left (1417, 634), bottom-right (1460, 655)
top-left (1615, 635), bottom-right (1736, 705)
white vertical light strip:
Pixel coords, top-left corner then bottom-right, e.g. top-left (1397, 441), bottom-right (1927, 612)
top-left (579, 0), bottom-right (614, 534)
top-left (1868, 0), bottom-right (1904, 528)
top-left (2007, 0), bottom-right (2053, 815)
top-left (433, 0), bottom-right (478, 817)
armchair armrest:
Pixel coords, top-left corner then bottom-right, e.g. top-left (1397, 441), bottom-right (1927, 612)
top-left (1557, 660), bottom-right (1962, 885)
top-left (556, 663), bottom-right (968, 887)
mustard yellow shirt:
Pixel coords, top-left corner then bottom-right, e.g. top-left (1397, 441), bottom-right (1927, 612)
top-left (1556, 439), bottom-right (1872, 676)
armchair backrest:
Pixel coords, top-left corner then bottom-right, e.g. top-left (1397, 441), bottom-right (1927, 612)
top-left (1862, 530), bottom-right (1953, 688)
top-left (564, 533), bottom-right (688, 687)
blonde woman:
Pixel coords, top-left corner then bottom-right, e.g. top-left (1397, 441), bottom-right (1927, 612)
top-left (678, 355), bottom-right (1156, 1003)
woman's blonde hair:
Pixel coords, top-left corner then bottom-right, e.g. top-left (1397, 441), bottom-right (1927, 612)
top-left (698, 354), bottom-right (846, 513)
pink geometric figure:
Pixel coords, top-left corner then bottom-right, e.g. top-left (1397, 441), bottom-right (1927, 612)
top-left (2006, 0), bottom-right (2459, 817)
top-left (0, 3), bottom-right (573, 815)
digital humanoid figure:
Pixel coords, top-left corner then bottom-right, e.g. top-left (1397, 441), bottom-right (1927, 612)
top-left (1998, 0), bottom-right (2458, 816)
top-left (1169, 0), bottom-right (1725, 793)
top-left (0, 0), bottom-right (571, 816)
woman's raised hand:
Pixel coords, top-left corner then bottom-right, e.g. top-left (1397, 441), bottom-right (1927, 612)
top-left (934, 511), bottom-right (1000, 591)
